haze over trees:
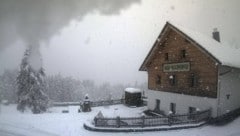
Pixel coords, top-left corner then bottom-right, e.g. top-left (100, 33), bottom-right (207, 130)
top-left (0, 51), bottom-right (147, 111)
top-left (1, 70), bottom-right (147, 106)
top-left (0, 69), bottom-right (18, 103)
top-left (45, 75), bottom-right (147, 102)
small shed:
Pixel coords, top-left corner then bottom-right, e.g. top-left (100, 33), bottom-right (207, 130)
top-left (125, 88), bottom-right (142, 106)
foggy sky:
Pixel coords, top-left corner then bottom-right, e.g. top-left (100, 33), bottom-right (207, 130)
top-left (0, 0), bottom-right (140, 71)
top-left (0, 0), bottom-right (140, 49)
top-left (0, 0), bottom-right (240, 85)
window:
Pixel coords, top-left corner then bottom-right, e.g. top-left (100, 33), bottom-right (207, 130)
top-left (156, 75), bottom-right (161, 85)
top-left (190, 73), bottom-right (197, 87)
top-left (170, 103), bottom-right (176, 114)
top-left (165, 53), bottom-right (169, 61)
top-left (181, 49), bottom-right (186, 58)
top-left (226, 94), bottom-right (230, 100)
top-left (169, 74), bottom-right (176, 86)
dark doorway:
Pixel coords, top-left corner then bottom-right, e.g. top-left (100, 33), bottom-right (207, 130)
top-left (188, 107), bottom-right (197, 119)
top-left (170, 103), bottom-right (176, 114)
top-left (189, 107), bottom-right (197, 114)
top-left (154, 99), bottom-right (160, 112)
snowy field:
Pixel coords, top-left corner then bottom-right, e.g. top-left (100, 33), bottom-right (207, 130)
top-left (0, 104), bottom-right (240, 136)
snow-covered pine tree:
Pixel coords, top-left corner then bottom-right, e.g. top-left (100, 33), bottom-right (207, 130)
top-left (16, 49), bottom-right (49, 113)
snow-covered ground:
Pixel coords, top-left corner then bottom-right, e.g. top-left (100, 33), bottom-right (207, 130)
top-left (0, 104), bottom-right (240, 136)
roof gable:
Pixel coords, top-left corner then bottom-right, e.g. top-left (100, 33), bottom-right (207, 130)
top-left (139, 22), bottom-right (240, 71)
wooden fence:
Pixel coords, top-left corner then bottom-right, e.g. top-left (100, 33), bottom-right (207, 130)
top-left (53, 99), bottom-right (125, 107)
top-left (94, 109), bottom-right (211, 128)
top-left (52, 102), bottom-right (80, 107)
top-left (91, 99), bottom-right (125, 107)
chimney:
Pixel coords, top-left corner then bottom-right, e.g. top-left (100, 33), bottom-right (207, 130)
top-left (212, 28), bottom-right (220, 42)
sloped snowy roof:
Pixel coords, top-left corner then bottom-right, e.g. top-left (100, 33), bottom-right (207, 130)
top-left (139, 22), bottom-right (240, 71)
top-left (169, 21), bottom-right (240, 68)
top-left (125, 88), bottom-right (141, 93)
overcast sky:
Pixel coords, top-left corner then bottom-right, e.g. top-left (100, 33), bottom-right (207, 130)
top-left (0, 0), bottom-right (240, 85)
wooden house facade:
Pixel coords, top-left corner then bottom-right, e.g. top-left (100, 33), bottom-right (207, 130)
top-left (139, 22), bottom-right (240, 117)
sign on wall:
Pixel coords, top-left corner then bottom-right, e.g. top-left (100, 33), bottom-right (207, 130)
top-left (163, 62), bottom-right (190, 72)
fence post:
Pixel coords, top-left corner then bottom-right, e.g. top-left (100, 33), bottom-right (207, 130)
top-left (116, 116), bottom-right (120, 128)
top-left (141, 115), bottom-right (145, 128)
top-left (208, 109), bottom-right (211, 120)
top-left (168, 115), bottom-right (172, 126)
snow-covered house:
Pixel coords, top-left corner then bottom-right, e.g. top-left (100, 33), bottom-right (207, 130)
top-left (139, 22), bottom-right (240, 117)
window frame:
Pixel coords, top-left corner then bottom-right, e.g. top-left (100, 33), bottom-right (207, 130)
top-left (190, 73), bottom-right (197, 87)
top-left (156, 75), bottom-right (161, 85)
top-left (181, 49), bottom-right (186, 59)
top-left (169, 74), bottom-right (176, 86)
top-left (165, 53), bottom-right (169, 61)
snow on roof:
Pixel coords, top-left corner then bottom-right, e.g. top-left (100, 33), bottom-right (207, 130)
top-left (124, 88), bottom-right (141, 93)
top-left (169, 21), bottom-right (240, 68)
